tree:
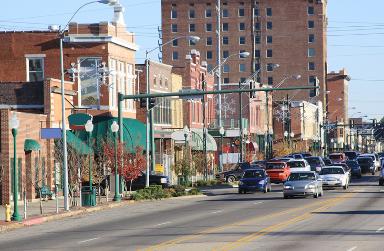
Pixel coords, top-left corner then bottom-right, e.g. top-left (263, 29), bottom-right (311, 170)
top-left (172, 158), bottom-right (193, 185)
top-left (121, 147), bottom-right (146, 195)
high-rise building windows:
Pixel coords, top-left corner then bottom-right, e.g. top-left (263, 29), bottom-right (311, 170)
top-left (239, 63), bottom-right (246, 72)
top-left (268, 77), bottom-right (273, 85)
top-left (223, 64), bottom-right (230, 73)
top-left (254, 8), bottom-right (259, 16)
top-left (240, 77), bottom-right (246, 83)
top-left (172, 39), bottom-right (178, 47)
top-left (239, 36), bottom-right (246, 45)
top-left (172, 51), bottom-right (179, 60)
top-left (171, 9), bottom-right (177, 19)
top-left (308, 20), bottom-right (315, 29)
top-left (26, 57), bottom-right (44, 82)
top-left (239, 22), bottom-right (245, 31)
top-left (255, 50), bottom-right (260, 58)
top-left (308, 48), bottom-right (315, 57)
top-left (222, 23), bottom-right (229, 32)
top-left (222, 9), bottom-right (229, 17)
top-left (206, 37), bottom-right (213, 46)
top-left (239, 8), bottom-right (245, 17)
top-left (255, 36), bottom-right (261, 44)
top-left (224, 77), bottom-right (230, 84)
top-left (205, 9), bottom-right (212, 18)
top-left (206, 23), bottom-right (212, 32)
top-left (308, 34), bottom-right (315, 43)
top-left (267, 36), bottom-right (273, 44)
top-left (206, 51), bottom-right (213, 60)
top-left (308, 62), bottom-right (315, 70)
top-left (223, 36), bottom-right (229, 45)
top-left (267, 63), bottom-right (276, 72)
top-left (308, 6), bottom-right (314, 15)
top-left (189, 9), bottom-right (195, 18)
top-left (255, 22), bottom-right (261, 30)
top-left (266, 7), bottom-right (272, 16)
top-left (223, 50), bottom-right (229, 58)
top-left (255, 63), bottom-right (260, 71)
top-left (267, 49), bottom-right (273, 58)
top-left (189, 23), bottom-right (196, 32)
top-left (267, 21), bottom-right (273, 30)
top-left (171, 24), bottom-right (177, 32)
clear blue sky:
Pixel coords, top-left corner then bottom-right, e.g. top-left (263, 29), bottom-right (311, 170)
top-left (1, 0), bottom-right (383, 121)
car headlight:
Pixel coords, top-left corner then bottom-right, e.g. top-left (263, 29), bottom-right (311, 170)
top-left (239, 181), bottom-right (244, 185)
top-left (305, 184), bottom-right (315, 189)
top-left (284, 185), bottom-right (293, 190)
top-left (258, 180), bottom-right (265, 185)
top-left (160, 178), bottom-right (168, 184)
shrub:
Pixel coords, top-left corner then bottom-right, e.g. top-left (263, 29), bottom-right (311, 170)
top-left (188, 188), bottom-right (201, 195)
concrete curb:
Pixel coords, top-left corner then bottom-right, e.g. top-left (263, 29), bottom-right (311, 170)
top-left (0, 194), bottom-right (206, 233)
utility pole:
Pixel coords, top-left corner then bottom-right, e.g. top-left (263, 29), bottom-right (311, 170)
top-left (265, 91), bottom-right (270, 159)
top-left (202, 78), bottom-right (208, 180)
top-left (239, 81), bottom-right (243, 162)
top-left (216, 0), bottom-right (222, 127)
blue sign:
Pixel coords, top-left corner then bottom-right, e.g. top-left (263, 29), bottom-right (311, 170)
top-left (41, 128), bottom-right (62, 139)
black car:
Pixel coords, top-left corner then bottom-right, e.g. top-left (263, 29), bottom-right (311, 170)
top-left (346, 160), bottom-right (362, 178)
top-left (357, 157), bottom-right (375, 174)
top-left (128, 171), bottom-right (170, 190)
top-left (305, 156), bottom-right (325, 172)
top-left (344, 151), bottom-right (359, 161)
top-left (216, 162), bottom-right (252, 183)
top-left (322, 157), bottom-right (332, 166)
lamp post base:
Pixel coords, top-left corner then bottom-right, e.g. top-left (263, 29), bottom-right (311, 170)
top-left (11, 212), bottom-right (22, 222)
top-left (113, 195), bottom-right (121, 202)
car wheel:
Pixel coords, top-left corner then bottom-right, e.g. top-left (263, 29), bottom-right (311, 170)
top-left (313, 191), bottom-right (319, 198)
top-left (372, 171), bottom-right (375, 176)
top-left (379, 179), bottom-right (384, 186)
top-left (343, 184), bottom-right (348, 190)
top-left (284, 195), bottom-right (290, 199)
top-left (227, 176), bottom-right (236, 183)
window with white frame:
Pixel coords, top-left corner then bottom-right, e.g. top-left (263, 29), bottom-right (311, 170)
top-left (109, 59), bottom-right (117, 108)
top-left (79, 57), bottom-right (101, 107)
top-left (26, 57), bottom-right (44, 82)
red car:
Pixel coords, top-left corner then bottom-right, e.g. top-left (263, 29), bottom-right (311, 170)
top-left (265, 160), bottom-right (291, 183)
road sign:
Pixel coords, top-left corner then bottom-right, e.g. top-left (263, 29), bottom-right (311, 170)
top-left (155, 164), bottom-right (164, 173)
top-left (41, 128), bottom-right (62, 139)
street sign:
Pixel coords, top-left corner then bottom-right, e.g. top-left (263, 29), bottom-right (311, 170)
top-left (41, 128), bottom-right (62, 139)
top-left (155, 164), bottom-right (164, 173)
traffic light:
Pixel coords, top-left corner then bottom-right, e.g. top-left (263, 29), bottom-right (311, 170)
top-left (314, 77), bottom-right (320, 96)
top-left (149, 97), bottom-right (156, 109)
top-left (249, 81), bottom-right (256, 98)
top-left (139, 98), bottom-right (147, 108)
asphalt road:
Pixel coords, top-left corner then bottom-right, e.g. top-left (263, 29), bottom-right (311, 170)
top-left (0, 174), bottom-right (383, 251)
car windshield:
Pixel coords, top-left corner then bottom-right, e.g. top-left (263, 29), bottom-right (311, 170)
top-left (305, 157), bottom-right (320, 165)
top-left (357, 158), bottom-right (373, 164)
top-left (329, 154), bottom-right (343, 160)
top-left (346, 161), bottom-right (358, 167)
top-left (287, 161), bottom-right (305, 168)
top-left (320, 168), bottom-right (344, 175)
top-left (243, 170), bottom-right (265, 178)
top-left (344, 152), bottom-right (357, 159)
top-left (288, 173), bottom-right (315, 181)
top-left (266, 163), bottom-right (285, 169)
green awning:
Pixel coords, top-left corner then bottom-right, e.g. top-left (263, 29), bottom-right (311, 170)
top-left (77, 116), bottom-right (146, 153)
top-left (67, 131), bottom-right (93, 155)
top-left (190, 129), bottom-right (217, 151)
top-left (24, 139), bottom-right (41, 151)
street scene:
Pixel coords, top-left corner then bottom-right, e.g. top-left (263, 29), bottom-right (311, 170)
top-left (0, 0), bottom-right (384, 250)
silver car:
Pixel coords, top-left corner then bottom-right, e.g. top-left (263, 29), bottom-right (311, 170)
top-left (283, 171), bottom-right (323, 199)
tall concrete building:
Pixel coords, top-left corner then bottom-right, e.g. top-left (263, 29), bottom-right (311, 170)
top-left (161, 0), bottom-right (328, 103)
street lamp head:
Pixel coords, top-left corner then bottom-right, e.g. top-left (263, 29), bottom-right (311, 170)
top-left (98, 0), bottom-right (118, 5)
top-left (183, 125), bottom-right (190, 135)
top-left (10, 112), bottom-right (19, 129)
top-left (85, 119), bottom-right (94, 133)
top-left (293, 75), bottom-right (301, 80)
top-left (239, 51), bottom-right (250, 58)
top-left (272, 64), bottom-right (280, 69)
top-left (219, 126), bottom-right (225, 136)
top-left (290, 132), bottom-right (295, 138)
top-left (111, 121), bottom-right (119, 133)
top-left (188, 36), bottom-right (200, 44)
top-left (243, 128), bottom-right (248, 135)
top-left (284, 131), bottom-right (288, 137)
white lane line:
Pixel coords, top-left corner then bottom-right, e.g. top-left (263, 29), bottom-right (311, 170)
top-left (155, 221), bottom-right (172, 227)
top-left (380, 190), bottom-right (384, 192)
top-left (346, 246), bottom-right (357, 251)
top-left (376, 227), bottom-right (384, 233)
top-left (211, 210), bottom-right (223, 214)
top-left (78, 237), bottom-right (99, 244)
top-left (254, 202), bottom-right (264, 205)
top-left (353, 189), bottom-right (365, 192)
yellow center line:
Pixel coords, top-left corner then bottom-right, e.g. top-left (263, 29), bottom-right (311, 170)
top-left (213, 193), bottom-right (353, 251)
top-left (144, 194), bottom-right (351, 251)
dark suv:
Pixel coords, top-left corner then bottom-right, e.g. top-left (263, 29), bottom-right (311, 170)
top-left (216, 162), bottom-right (253, 183)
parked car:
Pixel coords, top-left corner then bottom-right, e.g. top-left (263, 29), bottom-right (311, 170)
top-left (346, 160), bottom-right (362, 178)
top-left (344, 151), bottom-right (360, 161)
top-left (216, 162), bottom-right (252, 182)
top-left (285, 153), bottom-right (311, 159)
top-left (287, 159), bottom-right (311, 172)
top-left (251, 160), bottom-right (267, 169)
top-left (238, 169), bottom-right (271, 194)
top-left (328, 153), bottom-right (347, 164)
top-left (305, 156), bottom-right (325, 172)
top-left (283, 171), bottom-right (323, 199)
top-left (359, 153), bottom-right (380, 172)
top-left (322, 157), bottom-right (332, 166)
top-left (319, 166), bottom-right (350, 190)
top-left (357, 156), bottom-right (375, 174)
top-left (265, 160), bottom-right (291, 183)
top-left (128, 171), bottom-right (170, 190)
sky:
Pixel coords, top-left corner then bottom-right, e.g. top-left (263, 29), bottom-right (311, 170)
top-left (1, 0), bottom-right (383, 121)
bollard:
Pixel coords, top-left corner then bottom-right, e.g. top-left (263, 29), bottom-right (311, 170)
top-left (5, 204), bottom-right (11, 222)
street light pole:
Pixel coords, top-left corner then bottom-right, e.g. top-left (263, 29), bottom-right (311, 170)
top-left (85, 119), bottom-right (94, 205)
top-left (219, 127), bottom-right (225, 173)
top-left (111, 121), bottom-right (120, 202)
top-left (239, 81), bottom-right (243, 163)
top-left (10, 113), bottom-right (21, 222)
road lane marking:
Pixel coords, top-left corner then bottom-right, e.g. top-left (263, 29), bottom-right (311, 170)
top-left (212, 193), bottom-right (353, 251)
top-left (211, 210), bottom-right (223, 214)
top-left (78, 237), bottom-right (99, 244)
top-left (144, 195), bottom-right (351, 251)
top-left (347, 246), bottom-right (357, 251)
top-left (155, 221), bottom-right (172, 227)
top-left (254, 202), bottom-right (264, 205)
top-left (376, 227), bottom-right (384, 233)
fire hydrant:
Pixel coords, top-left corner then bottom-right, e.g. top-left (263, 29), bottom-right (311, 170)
top-left (5, 204), bottom-right (11, 222)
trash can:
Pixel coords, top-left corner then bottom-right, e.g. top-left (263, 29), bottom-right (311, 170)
top-left (81, 186), bottom-right (96, 206)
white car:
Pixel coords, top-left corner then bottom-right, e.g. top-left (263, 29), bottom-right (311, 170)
top-left (319, 166), bottom-right (350, 190)
top-left (287, 159), bottom-right (311, 172)
top-left (359, 153), bottom-right (380, 172)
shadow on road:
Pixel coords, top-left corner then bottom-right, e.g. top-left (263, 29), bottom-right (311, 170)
top-left (313, 210), bottom-right (384, 215)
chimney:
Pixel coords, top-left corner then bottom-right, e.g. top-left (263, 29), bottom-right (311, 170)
top-left (113, 1), bottom-right (125, 26)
